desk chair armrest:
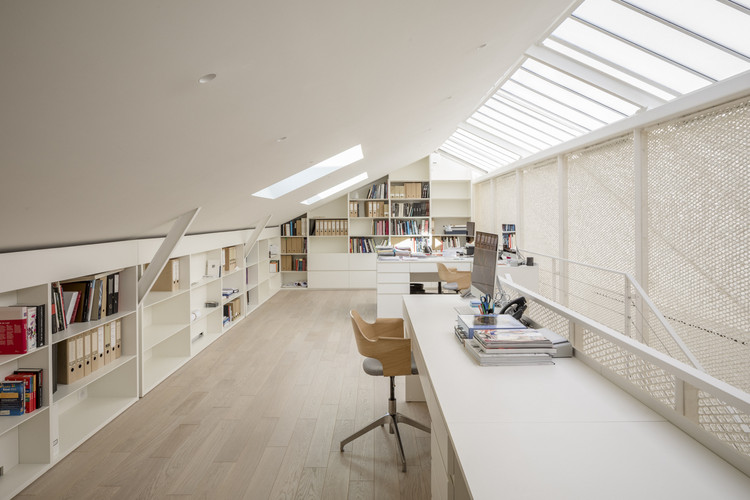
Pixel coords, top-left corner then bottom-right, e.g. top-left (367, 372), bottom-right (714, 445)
top-left (370, 337), bottom-right (412, 376)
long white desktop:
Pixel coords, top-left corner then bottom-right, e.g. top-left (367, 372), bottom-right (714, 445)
top-left (376, 256), bottom-right (538, 318)
top-left (402, 294), bottom-right (750, 500)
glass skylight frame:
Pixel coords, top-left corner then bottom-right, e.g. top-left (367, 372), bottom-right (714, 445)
top-left (253, 144), bottom-right (364, 199)
top-left (301, 172), bottom-right (369, 205)
top-left (438, 0), bottom-right (750, 174)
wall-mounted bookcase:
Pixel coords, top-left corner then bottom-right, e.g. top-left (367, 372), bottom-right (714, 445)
top-left (0, 227), bottom-right (281, 499)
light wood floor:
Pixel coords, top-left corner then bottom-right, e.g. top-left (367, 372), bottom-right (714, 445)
top-left (17, 290), bottom-right (431, 500)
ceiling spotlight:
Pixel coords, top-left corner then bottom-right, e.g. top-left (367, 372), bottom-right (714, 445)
top-left (276, 136), bottom-right (288, 142)
top-left (199, 73), bottom-right (217, 84)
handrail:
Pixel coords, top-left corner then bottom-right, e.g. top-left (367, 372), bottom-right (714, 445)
top-left (497, 275), bottom-right (749, 415)
top-left (518, 248), bottom-right (703, 371)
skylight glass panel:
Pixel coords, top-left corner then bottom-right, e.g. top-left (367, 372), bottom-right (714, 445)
top-left (485, 97), bottom-right (578, 142)
top-left (467, 116), bottom-right (543, 154)
top-left (496, 90), bottom-right (589, 135)
top-left (472, 107), bottom-right (551, 150)
top-left (624, 0), bottom-right (750, 58)
top-left (542, 39), bottom-right (677, 101)
top-left (553, 18), bottom-right (710, 94)
top-left (479, 104), bottom-right (560, 149)
top-left (301, 172), bottom-right (368, 205)
top-left (522, 58), bottom-right (641, 115)
top-left (502, 80), bottom-right (602, 130)
top-left (574, 0), bottom-right (750, 80)
top-left (441, 141), bottom-right (502, 171)
top-left (442, 144), bottom-right (498, 172)
top-left (253, 144), bottom-right (363, 199)
top-left (454, 129), bottom-right (521, 163)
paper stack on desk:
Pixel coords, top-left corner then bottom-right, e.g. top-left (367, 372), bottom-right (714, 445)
top-left (464, 328), bottom-right (556, 366)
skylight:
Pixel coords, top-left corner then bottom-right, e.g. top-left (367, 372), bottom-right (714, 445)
top-left (438, 0), bottom-right (750, 173)
top-left (253, 144), bottom-right (364, 199)
top-left (301, 172), bottom-right (369, 205)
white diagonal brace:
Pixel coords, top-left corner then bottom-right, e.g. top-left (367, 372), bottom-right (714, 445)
top-left (138, 207), bottom-right (200, 303)
top-left (244, 214), bottom-right (273, 259)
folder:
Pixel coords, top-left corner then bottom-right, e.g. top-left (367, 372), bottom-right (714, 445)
top-left (151, 259), bottom-right (179, 292)
top-left (91, 325), bottom-right (102, 371)
top-left (57, 335), bottom-right (81, 384)
top-left (83, 330), bottom-right (92, 376)
top-left (114, 319), bottom-right (122, 359)
top-left (103, 323), bottom-right (113, 364)
top-left (96, 325), bottom-right (105, 368)
top-left (75, 333), bottom-right (85, 379)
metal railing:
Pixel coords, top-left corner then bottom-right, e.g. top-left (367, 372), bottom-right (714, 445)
top-left (496, 252), bottom-right (750, 475)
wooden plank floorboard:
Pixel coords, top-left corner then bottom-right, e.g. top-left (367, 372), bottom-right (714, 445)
top-left (17, 290), bottom-right (430, 500)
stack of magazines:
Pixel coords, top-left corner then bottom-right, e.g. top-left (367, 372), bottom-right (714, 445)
top-left (464, 328), bottom-right (556, 366)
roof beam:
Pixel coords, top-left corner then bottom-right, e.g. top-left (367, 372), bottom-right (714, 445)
top-left (436, 149), bottom-right (493, 174)
top-left (526, 44), bottom-right (664, 109)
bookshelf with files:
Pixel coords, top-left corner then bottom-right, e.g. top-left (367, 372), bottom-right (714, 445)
top-left (389, 159), bottom-right (431, 253)
top-left (250, 228), bottom-right (281, 307)
top-left (430, 178), bottom-right (471, 252)
top-left (307, 196), bottom-right (350, 289)
top-left (280, 216), bottom-right (308, 289)
top-left (502, 223), bottom-right (517, 252)
top-left (0, 229), bottom-right (282, 498)
top-left (188, 248), bottom-right (222, 355)
top-left (0, 242), bottom-right (140, 499)
top-left (347, 175), bottom-right (389, 288)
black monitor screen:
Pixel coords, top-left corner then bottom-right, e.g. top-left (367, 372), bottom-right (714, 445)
top-left (471, 231), bottom-right (498, 297)
top-left (466, 221), bottom-right (475, 238)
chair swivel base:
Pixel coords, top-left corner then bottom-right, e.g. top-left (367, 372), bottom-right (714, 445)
top-left (340, 378), bottom-right (430, 472)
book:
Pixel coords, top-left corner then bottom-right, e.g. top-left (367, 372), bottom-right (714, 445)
top-left (5, 373), bottom-right (36, 413)
top-left (0, 306), bottom-right (29, 354)
top-left (62, 290), bottom-right (80, 326)
top-left (473, 329), bottom-right (554, 349)
top-left (15, 368), bottom-right (43, 410)
top-left (0, 380), bottom-right (25, 416)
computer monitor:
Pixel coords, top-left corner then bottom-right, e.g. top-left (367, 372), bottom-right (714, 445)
top-left (471, 231), bottom-right (499, 297)
top-left (466, 221), bottom-right (475, 238)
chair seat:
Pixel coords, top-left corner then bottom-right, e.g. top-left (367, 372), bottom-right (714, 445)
top-left (363, 354), bottom-right (419, 376)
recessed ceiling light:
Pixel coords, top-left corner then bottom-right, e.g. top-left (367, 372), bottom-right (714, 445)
top-left (301, 172), bottom-right (369, 205)
top-left (253, 144), bottom-right (364, 200)
top-left (199, 73), bottom-right (217, 84)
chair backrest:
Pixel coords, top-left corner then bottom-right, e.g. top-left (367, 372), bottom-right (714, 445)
top-left (350, 310), bottom-right (412, 376)
top-left (437, 263), bottom-right (471, 289)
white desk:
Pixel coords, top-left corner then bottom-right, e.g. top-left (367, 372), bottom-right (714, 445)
top-left (376, 256), bottom-right (538, 318)
top-left (403, 295), bottom-right (750, 500)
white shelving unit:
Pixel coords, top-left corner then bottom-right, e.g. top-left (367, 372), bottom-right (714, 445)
top-left (0, 227), bottom-right (281, 499)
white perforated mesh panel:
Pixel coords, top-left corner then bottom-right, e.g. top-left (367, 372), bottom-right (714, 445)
top-left (698, 392), bottom-right (750, 456)
top-left (646, 98), bottom-right (750, 394)
top-left (473, 181), bottom-right (493, 233)
top-left (494, 174), bottom-right (516, 234)
top-left (566, 137), bottom-right (635, 330)
top-left (583, 329), bottom-right (676, 408)
top-left (522, 160), bottom-right (559, 257)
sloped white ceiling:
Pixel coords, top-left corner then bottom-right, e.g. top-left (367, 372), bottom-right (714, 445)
top-left (0, 0), bottom-right (573, 252)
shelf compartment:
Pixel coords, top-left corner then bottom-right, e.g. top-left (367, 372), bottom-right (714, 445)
top-left (55, 358), bottom-right (138, 457)
top-left (142, 323), bottom-right (189, 352)
top-left (142, 289), bottom-right (189, 308)
top-left (53, 355), bottom-right (136, 404)
top-left (0, 412), bottom-right (51, 500)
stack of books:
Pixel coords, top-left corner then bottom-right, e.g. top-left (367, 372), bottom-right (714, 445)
top-left (454, 314), bottom-right (556, 366)
top-left (465, 329), bottom-right (555, 366)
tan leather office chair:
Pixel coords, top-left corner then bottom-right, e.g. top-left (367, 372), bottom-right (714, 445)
top-left (437, 262), bottom-right (471, 294)
top-left (340, 311), bottom-right (430, 472)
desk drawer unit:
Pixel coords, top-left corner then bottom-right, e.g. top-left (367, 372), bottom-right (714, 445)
top-left (376, 283), bottom-right (409, 294)
top-left (377, 262), bottom-right (409, 273)
top-left (376, 271), bottom-right (410, 284)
